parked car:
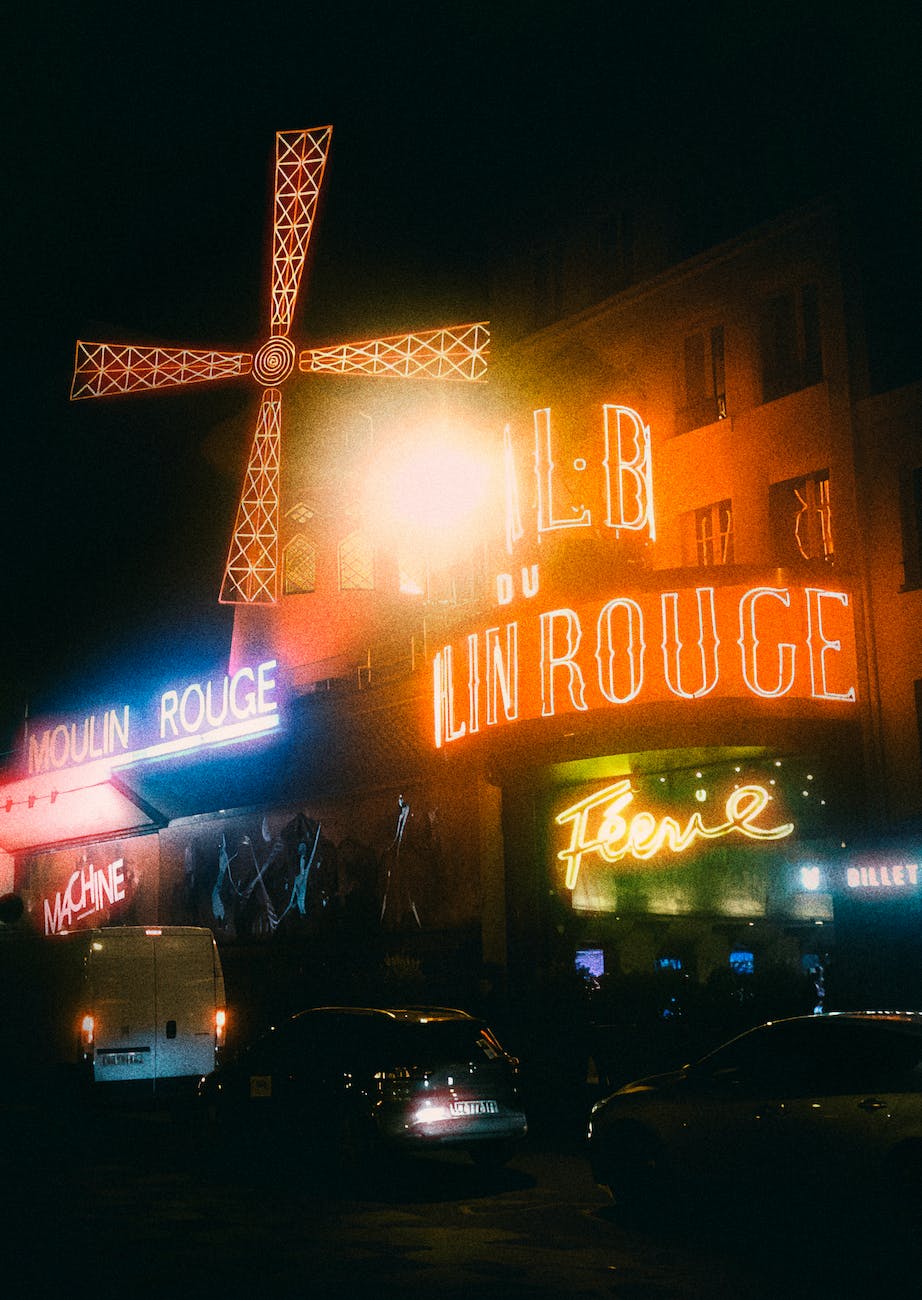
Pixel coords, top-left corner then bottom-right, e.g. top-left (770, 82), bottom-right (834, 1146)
top-left (199, 1005), bottom-right (527, 1167)
top-left (588, 1011), bottom-right (922, 1207)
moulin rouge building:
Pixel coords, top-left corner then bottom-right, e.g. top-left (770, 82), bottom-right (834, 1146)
top-left (1, 143), bottom-right (920, 1018)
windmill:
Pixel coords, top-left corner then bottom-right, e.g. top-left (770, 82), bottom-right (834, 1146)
top-left (70, 126), bottom-right (489, 605)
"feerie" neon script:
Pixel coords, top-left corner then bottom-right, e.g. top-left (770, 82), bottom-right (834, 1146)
top-left (555, 781), bottom-right (794, 889)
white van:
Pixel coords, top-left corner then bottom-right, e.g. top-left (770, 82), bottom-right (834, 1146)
top-left (43, 926), bottom-right (227, 1095)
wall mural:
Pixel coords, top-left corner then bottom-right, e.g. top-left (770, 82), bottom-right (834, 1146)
top-left (171, 797), bottom-right (441, 940)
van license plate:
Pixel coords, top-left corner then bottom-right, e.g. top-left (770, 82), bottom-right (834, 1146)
top-left (449, 1100), bottom-right (499, 1116)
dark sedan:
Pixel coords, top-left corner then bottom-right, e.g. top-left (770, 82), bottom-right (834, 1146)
top-left (588, 1011), bottom-right (922, 1208)
top-left (199, 1004), bottom-right (527, 1168)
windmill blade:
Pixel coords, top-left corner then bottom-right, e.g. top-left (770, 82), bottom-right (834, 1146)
top-left (269, 126), bottom-right (333, 338)
top-left (300, 322), bottom-right (490, 382)
top-left (219, 388), bottom-right (282, 605)
top-left (70, 341), bottom-right (253, 400)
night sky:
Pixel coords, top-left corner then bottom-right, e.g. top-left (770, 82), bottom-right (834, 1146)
top-left (4, 1), bottom-right (920, 747)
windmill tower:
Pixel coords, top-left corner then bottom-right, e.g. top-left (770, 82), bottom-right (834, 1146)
top-left (71, 127), bottom-right (489, 614)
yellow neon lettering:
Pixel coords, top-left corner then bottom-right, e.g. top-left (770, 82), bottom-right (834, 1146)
top-left (555, 781), bottom-right (794, 890)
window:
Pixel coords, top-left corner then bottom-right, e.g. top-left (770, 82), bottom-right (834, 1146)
top-left (682, 499), bottom-right (734, 566)
top-left (338, 530), bottom-right (374, 591)
top-left (283, 535), bottom-right (316, 595)
top-left (677, 325), bottom-right (726, 432)
top-left (759, 284), bottom-right (822, 403)
top-left (285, 500), bottom-right (315, 526)
top-left (899, 466), bottom-right (922, 589)
top-left (769, 471), bottom-right (833, 564)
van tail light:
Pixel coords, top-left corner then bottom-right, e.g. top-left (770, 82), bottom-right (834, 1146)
top-left (80, 1014), bottom-right (95, 1053)
top-left (214, 1008), bottom-right (227, 1049)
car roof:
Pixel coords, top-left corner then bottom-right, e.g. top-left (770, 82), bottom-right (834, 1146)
top-left (751, 1011), bottom-right (922, 1034)
top-left (294, 1006), bottom-right (477, 1026)
top-left (822, 1010), bottom-right (922, 1027)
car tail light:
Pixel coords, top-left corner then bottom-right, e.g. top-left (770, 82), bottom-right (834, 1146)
top-left (215, 1008), bottom-right (227, 1049)
top-left (412, 1099), bottom-right (452, 1125)
top-left (80, 1014), bottom-right (95, 1053)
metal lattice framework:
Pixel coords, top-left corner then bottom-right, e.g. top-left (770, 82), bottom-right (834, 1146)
top-left (71, 126), bottom-right (490, 604)
top-left (304, 323), bottom-right (489, 381)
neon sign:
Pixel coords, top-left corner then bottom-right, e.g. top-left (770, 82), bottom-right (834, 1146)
top-left (27, 660), bottom-right (280, 777)
top-left (70, 127), bottom-right (489, 606)
top-left (555, 781), bottom-right (795, 890)
top-left (846, 862), bottom-right (919, 890)
top-left (43, 857), bottom-right (127, 935)
top-left (530, 405), bottom-right (655, 540)
top-left (434, 583), bottom-right (857, 746)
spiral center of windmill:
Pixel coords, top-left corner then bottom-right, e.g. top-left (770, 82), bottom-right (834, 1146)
top-left (253, 335), bottom-right (296, 386)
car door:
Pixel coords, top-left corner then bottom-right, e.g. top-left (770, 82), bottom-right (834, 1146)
top-left (762, 1018), bottom-right (922, 1187)
top-left (672, 1021), bottom-right (824, 1189)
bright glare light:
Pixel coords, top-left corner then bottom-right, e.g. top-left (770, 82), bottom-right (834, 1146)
top-left (363, 424), bottom-right (496, 564)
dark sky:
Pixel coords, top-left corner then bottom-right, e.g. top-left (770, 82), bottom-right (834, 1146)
top-left (3, 1), bottom-right (920, 744)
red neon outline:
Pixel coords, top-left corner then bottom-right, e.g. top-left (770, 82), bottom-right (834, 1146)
top-left (70, 127), bottom-right (491, 604)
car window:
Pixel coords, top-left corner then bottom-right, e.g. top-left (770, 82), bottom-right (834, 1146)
top-left (379, 1021), bottom-right (503, 1070)
top-left (693, 1018), bottom-right (922, 1098)
top-left (816, 1020), bottom-right (922, 1094)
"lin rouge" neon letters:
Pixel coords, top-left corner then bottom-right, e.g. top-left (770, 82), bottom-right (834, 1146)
top-left (434, 584), bottom-right (857, 746)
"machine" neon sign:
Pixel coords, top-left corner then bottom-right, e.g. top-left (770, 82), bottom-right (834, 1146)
top-left (555, 780), bottom-right (794, 890)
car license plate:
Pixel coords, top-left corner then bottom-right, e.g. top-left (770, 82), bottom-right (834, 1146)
top-left (97, 1051), bottom-right (146, 1067)
top-left (449, 1100), bottom-right (499, 1117)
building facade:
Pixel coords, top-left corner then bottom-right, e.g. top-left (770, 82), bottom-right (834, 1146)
top-left (2, 200), bottom-right (920, 1039)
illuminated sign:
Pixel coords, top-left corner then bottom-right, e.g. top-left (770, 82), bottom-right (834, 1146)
top-left (70, 126), bottom-right (489, 606)
top-left (528, 405), bottom-right (654, 542)
top-left (845, 862), bottom-right (919, 890)
top-left (27, 660), bottom-right (280, 777)
top-left (555, 780), bottom-right (794, 890)
top-left (43, 857), bottom-right (127, 935)
top-left (430, 397), bottom-right (860, 749)
top-left (434, 583), bottom-right (857, 746)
